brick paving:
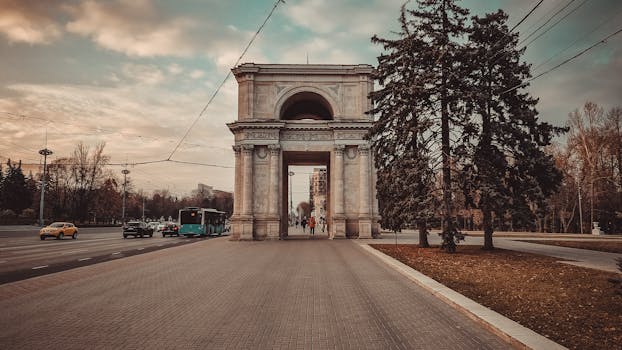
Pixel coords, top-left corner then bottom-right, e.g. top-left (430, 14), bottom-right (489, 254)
top-left (0, 238), bottom-right (509, 349)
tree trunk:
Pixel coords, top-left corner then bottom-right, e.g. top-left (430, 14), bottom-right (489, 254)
top-left (482, 209), bottom-right (494, 250)
top-left (418, 220), bottom-right (430, 248)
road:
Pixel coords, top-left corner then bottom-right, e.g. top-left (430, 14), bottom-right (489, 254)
top-left (0, 226), bottom-right (221, 284)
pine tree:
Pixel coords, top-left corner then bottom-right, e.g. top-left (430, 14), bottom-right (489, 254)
top-left (369, 0), bottom-right (470, 252)
top-left (0, 159), bottom-right (33, 214)
top-left (461, 10), bottom-right (565, 249)
top-left (368, 4), bottom-right (440, 247)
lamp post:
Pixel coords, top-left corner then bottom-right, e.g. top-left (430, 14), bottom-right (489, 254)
top-left (288, 171), bottom-right (294, 225)
top-left (38, 148), bottom-right (53, 227)
top-left (122, 169), bottom-right (130, 223)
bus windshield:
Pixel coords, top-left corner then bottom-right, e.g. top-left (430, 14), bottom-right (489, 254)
top-left (180, 210), bottom-right (202, 225)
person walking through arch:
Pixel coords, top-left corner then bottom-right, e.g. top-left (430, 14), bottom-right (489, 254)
top-left (301, 216), bottom-right (307, 233)
top-left (309, 215), bottom-right (316, 235)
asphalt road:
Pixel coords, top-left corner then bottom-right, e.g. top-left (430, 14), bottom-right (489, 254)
top-left (0, 226), bottom-right (223, 284)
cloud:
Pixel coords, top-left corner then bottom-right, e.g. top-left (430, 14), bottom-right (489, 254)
top-left (283, 0), bottom-right (404, 37)
top-left (0, 0), bottom-right (63, 44)
top-left (121, 63), bottom-right (165, 85)
top-left (65, 0), bottom-right (197, 57)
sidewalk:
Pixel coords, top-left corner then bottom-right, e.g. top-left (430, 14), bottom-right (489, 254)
top-left (0, 237), bottom-right (510, 349)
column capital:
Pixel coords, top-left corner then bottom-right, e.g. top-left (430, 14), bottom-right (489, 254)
top-left (334, 144), bottom-right (346, 155)
top-left (268, 144), bottom-right (281, 155)
top-left (242, 144), bottom-right (255, 155)
top-left (358, 144), bottom-right (370, 155)
top-left (232, 145), bottom-right (242, 153)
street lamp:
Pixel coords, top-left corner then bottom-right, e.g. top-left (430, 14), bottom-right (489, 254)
top-left (122, 169), bottom-right (130, 223)
top-left (288, 171), bottom-right (295, 225)
top-left (38, 148), bottom-right (53, 227)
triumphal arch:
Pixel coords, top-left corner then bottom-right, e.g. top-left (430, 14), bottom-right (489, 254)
top-left (228, 63), bottom-right (380, 240)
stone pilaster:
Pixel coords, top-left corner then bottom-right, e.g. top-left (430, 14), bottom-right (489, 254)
top-left (358, 144), bottom-right (372, 239)
top-left (232, 145), bottom-right (242, 216)
top-left (240, 144), bottom-right (254, 240)
top-left (332, 144), bottom-right (346, 239)
top-left (267, 144), bottom-right (281, 239)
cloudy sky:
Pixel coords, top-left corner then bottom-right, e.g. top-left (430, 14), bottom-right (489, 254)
top-left (1, 0), bottom-right (621, 203)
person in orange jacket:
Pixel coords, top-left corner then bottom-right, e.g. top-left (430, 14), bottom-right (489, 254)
top-left (308, 216), bottom-right (316, 235)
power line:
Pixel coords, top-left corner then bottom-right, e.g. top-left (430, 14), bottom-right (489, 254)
top-left (532, 7), bottom-right (622, 73)
top-left (166, 0), bottom-right (285, 160)
top-left (502, 27), bottom-right (622, 95)
top-left (521, 0), bottom-right (589, 49)
top-left (510, 0), bottom-right (545, 33)
top-left (518, 0), bottom-right (577, 45)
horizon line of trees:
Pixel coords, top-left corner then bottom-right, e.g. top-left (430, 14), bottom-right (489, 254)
top-left (0, 142), bottom-right (232, 225)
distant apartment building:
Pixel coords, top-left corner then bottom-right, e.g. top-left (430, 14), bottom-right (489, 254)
top-left (309, 168), bottom-right (327, 219)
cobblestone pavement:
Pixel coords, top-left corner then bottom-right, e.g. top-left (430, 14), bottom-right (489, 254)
top-left (0, 238), bottom-right (509, 349)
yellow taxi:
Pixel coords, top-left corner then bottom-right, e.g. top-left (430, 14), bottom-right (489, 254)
top-left (39, 222), bottom-right (78, 240)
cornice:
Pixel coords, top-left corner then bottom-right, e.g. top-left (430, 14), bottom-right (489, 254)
top-left (232, 63), bottom-right (373, 77)
top-left (228, 120), bottom-right (373, 132)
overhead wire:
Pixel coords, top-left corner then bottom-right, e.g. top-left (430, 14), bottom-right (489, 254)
top-left (166, 0), bottom-right (285, 161)
top-left (502, 27), bottom-right (622, 95)
top-left (518, 0), bottom-right (577, 45)
top-left (520, 0), bottom-right (589, 49)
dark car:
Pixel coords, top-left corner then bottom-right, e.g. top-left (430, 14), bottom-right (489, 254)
top-left (123, 221), bottom-right (154, 238)
top-left (161, 222), bottom-right (180, 237)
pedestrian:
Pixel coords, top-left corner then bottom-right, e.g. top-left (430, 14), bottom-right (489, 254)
top-left (321, 216), bottom-right (326, 232)
top-left (295, 219), bottom-right (299, 227)
top-left (301, 216), bottom-right (307, 233)
top-left (309, 216), bottom-right (316, 235)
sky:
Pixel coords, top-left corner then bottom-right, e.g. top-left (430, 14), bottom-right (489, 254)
top-left (1, 0), bottom-right (621, 205)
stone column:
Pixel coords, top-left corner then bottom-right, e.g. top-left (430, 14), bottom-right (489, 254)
top-left (232, 145), bottom-right (242, 216)
top-left (230, 145), bottom-right (243, 240)
top-left (358, 144), bottom-right (372, 238)
top-left (267, 144), bottom-right (281, 239)
top-left (332, 145), bottom-right (346, 238)
top-left (241, 144), bottom-right (254, 240)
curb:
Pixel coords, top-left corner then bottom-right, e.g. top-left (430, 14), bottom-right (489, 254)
top-left (358, 244), bottom-right (568, 350)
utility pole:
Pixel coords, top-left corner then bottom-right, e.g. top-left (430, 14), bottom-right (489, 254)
top-left (288, 171), bottom-right (294, 225)
top-left (142, 195), bottom-right (145, 222)
top-left (38, 148), bottom-right (53, 226)
top-left (577, 169), bottom-right (584, 234)
top-left (122, 169), bottom-right (130, 223)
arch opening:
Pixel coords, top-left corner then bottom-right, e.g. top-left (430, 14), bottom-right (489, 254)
top-left (280, 92), bottom-right (333, 120)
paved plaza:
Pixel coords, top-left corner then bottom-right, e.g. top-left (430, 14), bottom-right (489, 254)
top-left (0, 237), bottom-right (509, 349)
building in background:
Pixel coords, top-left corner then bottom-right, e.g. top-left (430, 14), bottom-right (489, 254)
top-left (309, 168), bottom-right (327, 220)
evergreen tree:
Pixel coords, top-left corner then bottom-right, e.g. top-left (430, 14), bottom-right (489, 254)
top-left (369, 0), bottom-right (470, 252)
top-left (461, 10), bottom-right (564, 249)
top-left (0, 159), bottom-right (33, 214)
top-left (369, 5), bottom-right (439, 247)
top-left (0, 163), bottom-right (4, 209)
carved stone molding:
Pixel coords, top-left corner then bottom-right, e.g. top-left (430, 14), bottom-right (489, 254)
top-left (281, 131), bottom-right (333, 141)
top-left (335, 131), bottom-right (367, 140)
top-left (245, 130), bottom-right (280, 140)
top-left (232, 145), bottom-right (242, 153)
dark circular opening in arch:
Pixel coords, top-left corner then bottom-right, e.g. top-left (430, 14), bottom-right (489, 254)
top-left (280, 92), bottom-right (333, 120)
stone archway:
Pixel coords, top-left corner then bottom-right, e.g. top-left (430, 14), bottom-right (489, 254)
top-left (227, 63), bottom-right (380, 240)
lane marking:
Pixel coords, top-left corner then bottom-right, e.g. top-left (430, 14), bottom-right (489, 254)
top-left (112, 252), bottom-right (121, 255)
top-left (137, 248), bottom-right (144, 250)
top-left (32, 265), bottom-right (48, 270)
top-left (61, 249), bottom-right (88, 255)
top-left (78, 257), bottom-right (92, 261)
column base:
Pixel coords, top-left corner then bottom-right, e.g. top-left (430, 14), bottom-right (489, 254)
top-left (332, 215), bottom-right (346, 239)
top-left (230, 215), bottom-right (254, 241)
top-left (266, 217), bottom-right (281, 240)
top-left (358, 217), bottom-right (372, 239)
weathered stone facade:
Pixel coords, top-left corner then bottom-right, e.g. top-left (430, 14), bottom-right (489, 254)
top-left (228, 63), bottom-right (380, 240)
